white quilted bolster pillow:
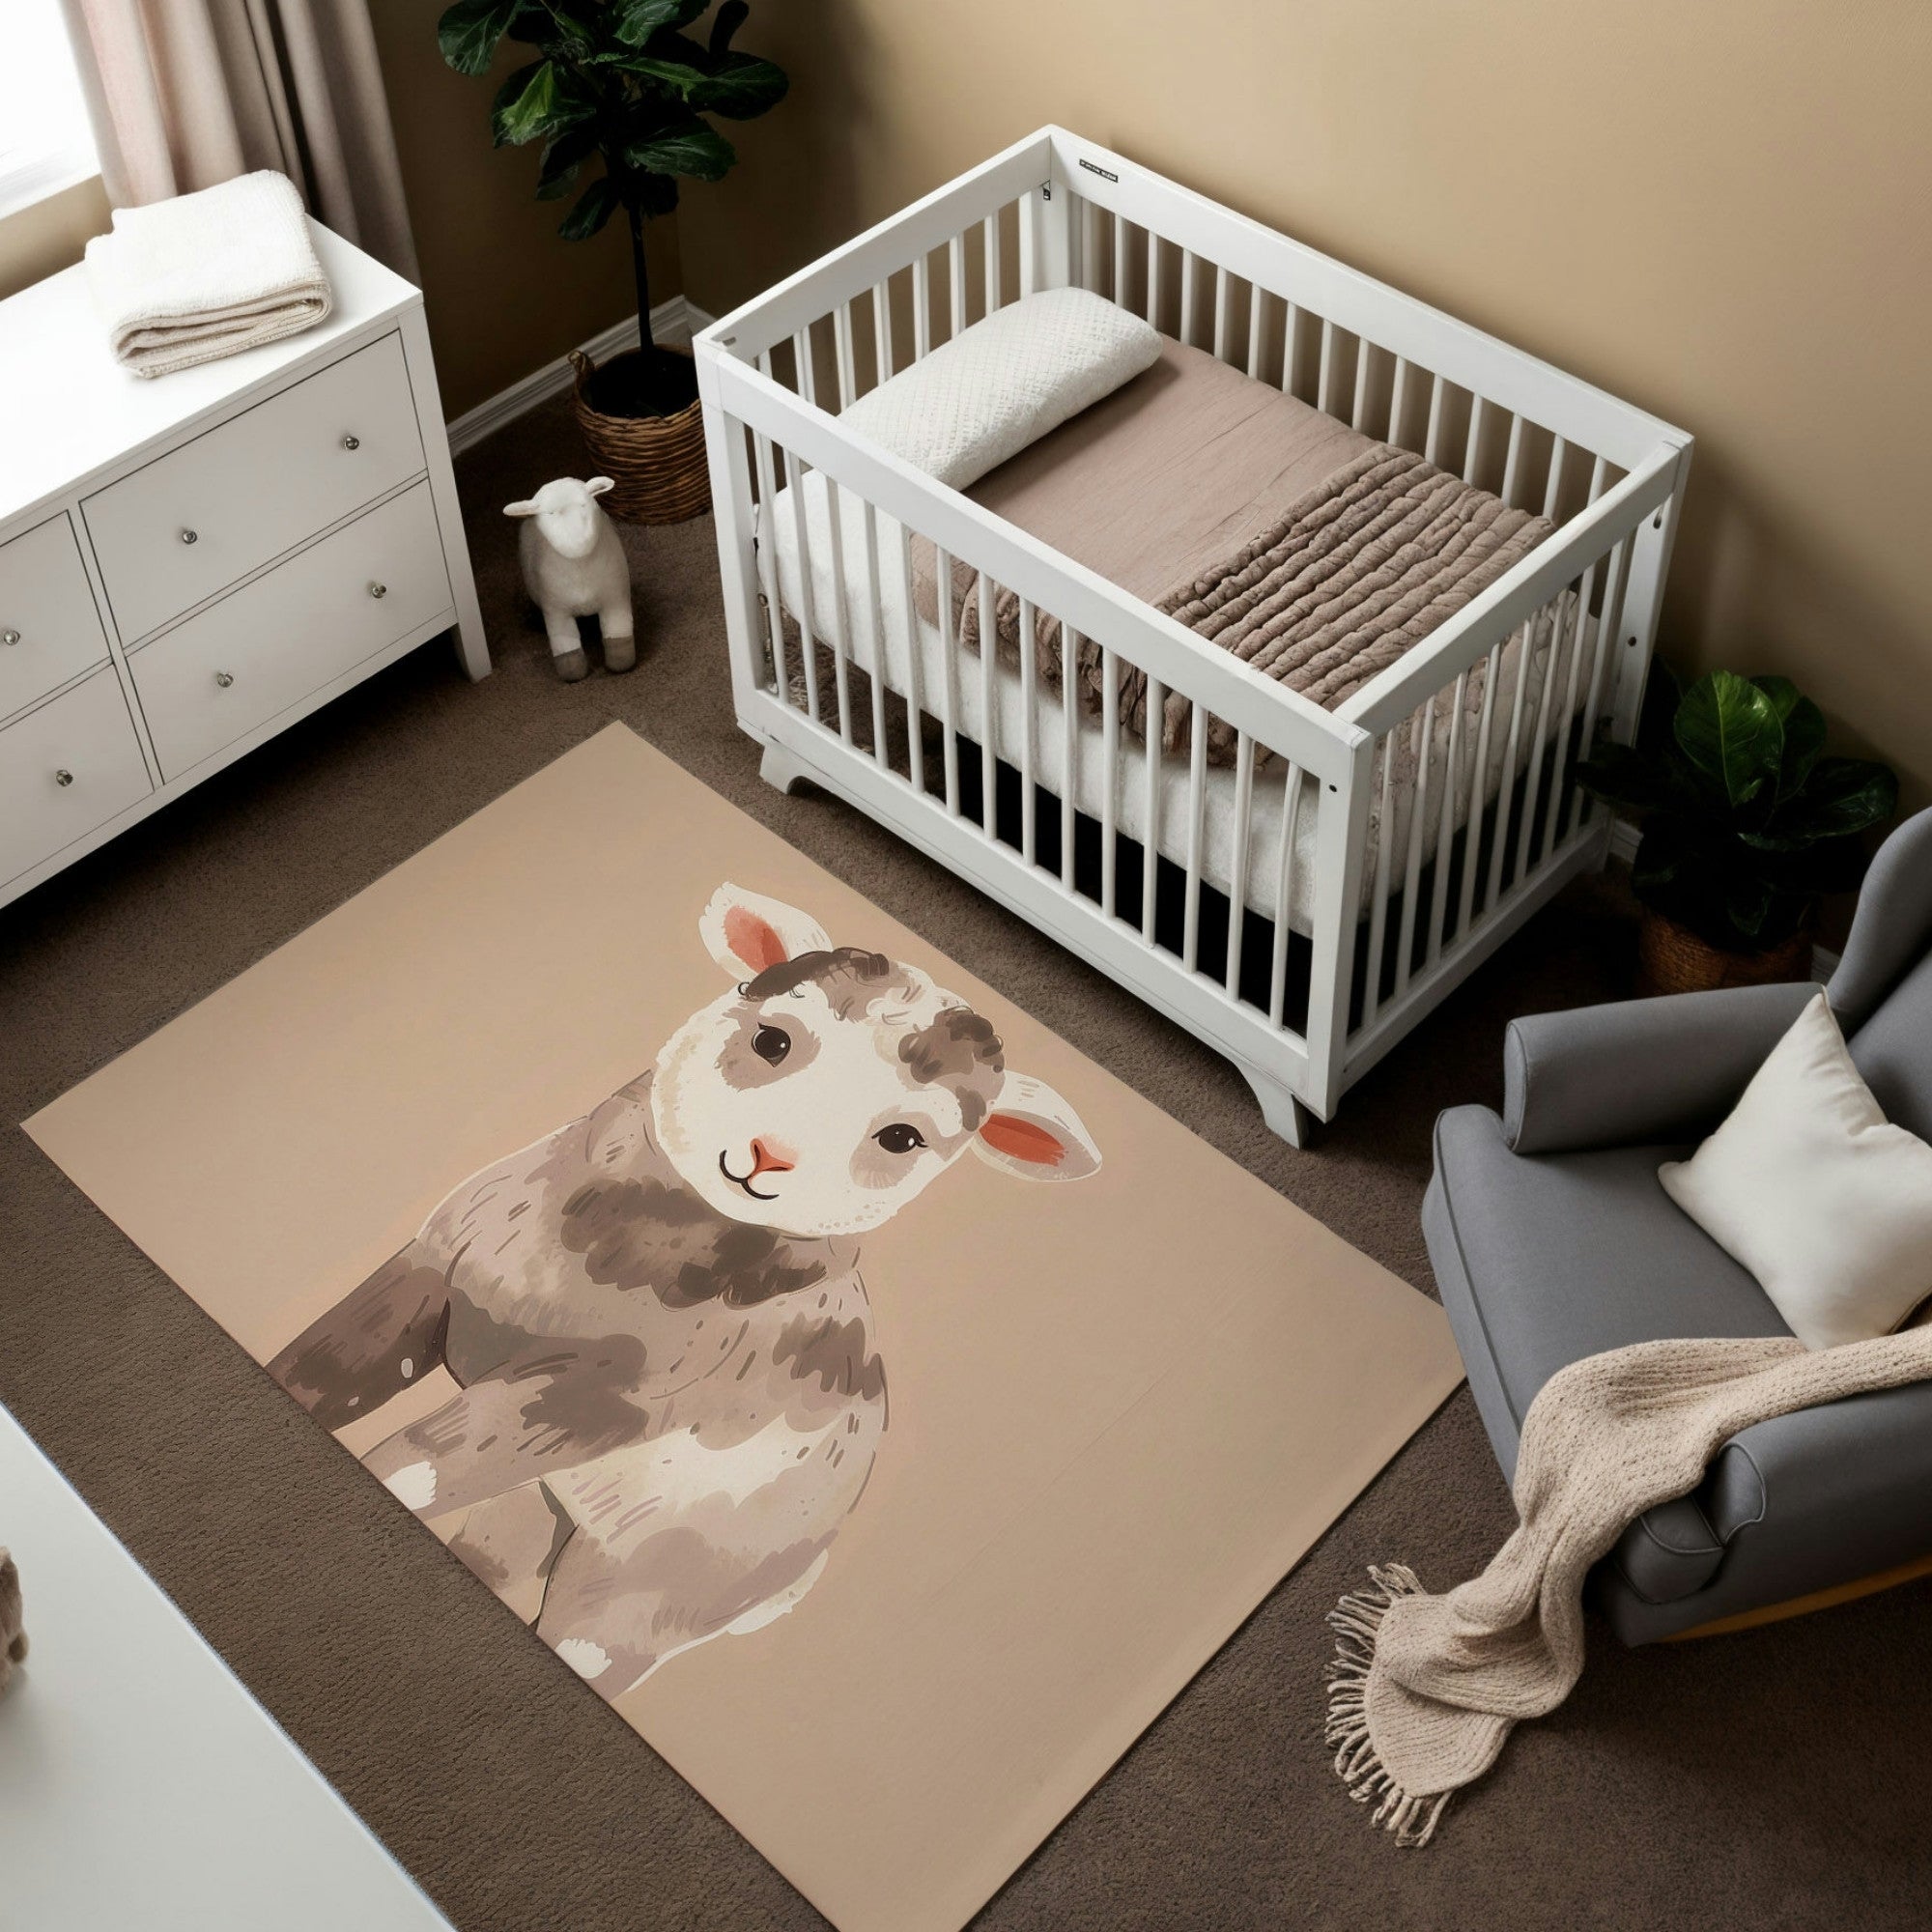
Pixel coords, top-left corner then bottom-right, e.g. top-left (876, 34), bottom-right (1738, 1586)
top-left (838, 287), bottom-right (1161, 491)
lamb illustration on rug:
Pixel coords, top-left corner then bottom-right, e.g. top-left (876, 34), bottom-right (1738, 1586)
top-left (270, 883), bottom-right (1100, 1700)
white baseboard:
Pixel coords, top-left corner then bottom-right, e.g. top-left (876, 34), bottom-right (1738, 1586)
top-left (446, 296), bottom-right (717, 457)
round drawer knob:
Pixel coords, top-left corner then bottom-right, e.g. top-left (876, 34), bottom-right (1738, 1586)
top-left (54, 769), bottom-right (73, 787)
top-left (180, 528), bottom-right (199, 546)
top-left (342, 433), bottom-right (361, 450)
top-left (368, 581), bottom-right (387, 599)
top-left (2, 629), bottom-right (19, 646)
top-left (213, 669), bottom-right (235, 689)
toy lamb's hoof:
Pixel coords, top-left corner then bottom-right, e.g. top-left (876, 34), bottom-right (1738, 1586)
top-left (553, 648), bottom-right (590, 683)
top-left (603, 634), bottom-right (638, 674)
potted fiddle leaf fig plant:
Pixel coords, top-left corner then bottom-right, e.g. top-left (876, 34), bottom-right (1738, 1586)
top-left (437, 0), bottom-right (788, 522)
top-left (1577, 668), bottom-right (1896, 996)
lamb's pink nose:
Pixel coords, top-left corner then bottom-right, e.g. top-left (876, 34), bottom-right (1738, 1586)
top-left (749, 1137), bottom-right (796, 1179)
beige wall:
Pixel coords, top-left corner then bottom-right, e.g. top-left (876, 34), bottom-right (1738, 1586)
top-left (0, 5), bottom-right (681, 421)
top-left (676, 0), bottom-right (1932, 808)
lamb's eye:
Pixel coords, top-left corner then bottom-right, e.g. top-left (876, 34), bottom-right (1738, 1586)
top-left (752, 1024), bottom-right (791, 1065)
top-left (874, 1122), bottom-right (925, 1155)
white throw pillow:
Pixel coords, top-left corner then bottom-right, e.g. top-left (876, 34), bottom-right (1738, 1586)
top-left (838, 286), bottom-right (1160, 491)
top-left (1659, 990), bottom-right (1932, 1349)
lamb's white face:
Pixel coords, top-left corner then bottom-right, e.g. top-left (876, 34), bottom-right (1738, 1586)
top-left (502, 475), bottom-right (613, 560)
top-left (651, 885), bottom-right (1101, 1240)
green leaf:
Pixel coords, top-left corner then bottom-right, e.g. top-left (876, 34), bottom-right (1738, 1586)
top-left (1745, 757), bottom-right (1897, 849)
top-left (1725, 873), bottom-right (1775, 943)
top-left (710, 1), bottom-right (750, 53)
top-left (1751, 676), bottom-right (1826, 802)
top-left (612, 0), bottom-right (707, 45)
top-left (623, 121), bottom-right (736, 179)
top-left (687, 52), bottom-right (787, 118)
top-left (439, 0), bottom-right (526, 73)
top-left (491, 60), bottom-right (562, 144)
top-left (1673, 670), bottom-right (1782, 810)
top-left (1574, 742), bottom-right (1694, 815)
top-left (623, 55), bottom-right (713, 98)
top-left (558, 174), bottom-right (622, 240)
top-left (535, 124), bottom-right (599, 198)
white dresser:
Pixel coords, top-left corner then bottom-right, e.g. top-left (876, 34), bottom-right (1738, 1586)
top-left (0, 223), bottom-right (487, 912)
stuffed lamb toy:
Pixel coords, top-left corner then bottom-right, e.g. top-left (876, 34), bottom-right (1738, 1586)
top-left (0, 1548), bottom-right (23, 1696)
top-left (505, 476), bottom-right (636, 682)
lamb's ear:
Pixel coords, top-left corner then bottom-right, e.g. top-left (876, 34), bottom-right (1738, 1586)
top-left (700, 883), bottom-right (832, 980)
top-left (584, 476), bottom-right (615, 498)
top-left (503, 498), bottom-right (538, 518)
top-left (971, 1073), bottom-right (1101, 1182)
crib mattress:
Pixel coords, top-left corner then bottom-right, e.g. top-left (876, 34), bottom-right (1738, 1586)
top-left (762, 342), bottom-right (1576, 934)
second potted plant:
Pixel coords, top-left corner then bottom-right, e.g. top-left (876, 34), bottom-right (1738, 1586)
top-left (438, 0), bottom-right (788, 522)
top-left (1577, 668), bottom-right (1896, 997)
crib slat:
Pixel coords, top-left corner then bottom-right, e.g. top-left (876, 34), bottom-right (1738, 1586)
top-left (871, 281), bottom-right (893, 385)
top-left (1394, 699), bottom-right (1435, 996)
top-left (1061, 623), bottom-right (1080, 891)
top-left (1318, 319), bottom-right (1336, 415)
top-left (1462, 396), bottom-right (1487, 485)
top-left (1388, 355), bottom-right (1411, 446)
top-left (1226, 731), bottom-right (1255, 998)
top-left (792, 327), bottom-right (817, 408)
top-left (1213, 266), bottom-right (1233, 363)
top-left (1512, 586), bottom-right (1571, 881)
top-left (1424, 375), bottom-right (1446, 467)
top-left (1538, 458), bottom-right (1611, 850)
top-left (1017, 597), bottom-right (1037, 865)
top-left (821, 482), bottom-right (855, 742)
top-left (781, 447), bottom-right (822, 724)
top-left (1148, 234), bottom-right (1164, 333)
top-left (1112, 212), bottom-right (1129, 309)
top-left (834, 303), bottom-right (857, 412)
top-left (1500, 412), bottom-right (1526, 508)
top-left (1576, 533), bottom-right (1634, 824)
top-left (935, 545), bottom-right (961, 814)
top-left (749, 376), bottom-right (787, 702)
top-left (1101, 647), bottom-right (1121, 917)
top-left (948, 232), bottom-right (967, 339)
top-left (1182, 704), bottom-right (1208, 971)
top-left (1142, 675), bottom-right (1165, 946)
top-left (913, 256), bottom-right (932, 360)
top-left (978, 573), bottom-right (998, 840)
top-left (983, 213), bottom-right (1002, 312)
top-left (1268, 762), bottom-right (1304, 1028)
top-left (1458, 641), bottom-right (1504, 939)
top-left (1484, 620), bottom-right (1534, 912)
top-left (1245, 285), bottom-right (1265, 380)
top-left (1351, 341), bottom-right (1374, 432)
top-left (1284, 303), bottom-right (1304, 397)
top-left (1427, 670), bottom-right (1470, 966)
top-left (1543, 436), bottom-right (1568, 521)
top-left (1362, 731), bottom-right (1398, 1027)
top-left (860, 500), bottom-right (889, 766)
top-left (1082, 200), bottom-right (1102, 298)
top-left (1179, 250), bottom-right (1198, 347)
top-left (895, 515), bottom-right (925, 798)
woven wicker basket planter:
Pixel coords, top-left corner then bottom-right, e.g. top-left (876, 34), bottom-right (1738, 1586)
top-left (569, 347), bottom-right (710, 525)
top-left (1634, 909), bottom-right (1812, 999)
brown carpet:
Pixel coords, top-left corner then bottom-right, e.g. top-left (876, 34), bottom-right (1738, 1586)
top-left (4, 393), bottom-right (1928, 1931)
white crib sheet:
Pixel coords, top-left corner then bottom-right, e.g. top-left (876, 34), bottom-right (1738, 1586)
top-left (762, 474), bottom-right (1580, 937)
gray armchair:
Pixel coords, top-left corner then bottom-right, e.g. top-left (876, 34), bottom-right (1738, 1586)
top-left (1425, 806), bottom-right (1932, 1643)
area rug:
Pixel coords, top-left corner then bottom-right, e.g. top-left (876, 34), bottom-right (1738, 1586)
top-left (25, 723), bottom-right (1462, 1932)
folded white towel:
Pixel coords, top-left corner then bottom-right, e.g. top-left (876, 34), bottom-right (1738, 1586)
top-left (84, 171), bottom-right (333, 380)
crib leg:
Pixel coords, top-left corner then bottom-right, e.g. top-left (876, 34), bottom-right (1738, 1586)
top-left (759, 741), bottom-right (815, 797)
top-left (1239, 1064), bottom-right (1312, 1148)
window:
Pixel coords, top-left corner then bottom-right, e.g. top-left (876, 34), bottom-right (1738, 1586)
top-left (0, 0), bottom-right (99, 219)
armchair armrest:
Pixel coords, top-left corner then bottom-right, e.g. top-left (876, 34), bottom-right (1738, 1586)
top-left (1502, 980), bottom-right (1823, 1155)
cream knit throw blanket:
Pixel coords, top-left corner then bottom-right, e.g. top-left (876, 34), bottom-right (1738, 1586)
top-left (1327, 1325), bottom-right (1932, 1846)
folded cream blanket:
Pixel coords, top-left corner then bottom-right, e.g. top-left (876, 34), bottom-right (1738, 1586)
top-left (1327, 1323), bottom-right (1932, 1846)
top-left (85, 171), bottom-right (332, 379)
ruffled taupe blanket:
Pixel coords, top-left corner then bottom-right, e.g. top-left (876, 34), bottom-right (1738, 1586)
top-left (955, 443), bottom-right (1551, 766)
top-left (1326, 1324), bottom-right (1932, 1847)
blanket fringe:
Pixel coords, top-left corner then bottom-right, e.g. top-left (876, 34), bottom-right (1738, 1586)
top-left (1323, 1563), bottom-right (1450, 1849)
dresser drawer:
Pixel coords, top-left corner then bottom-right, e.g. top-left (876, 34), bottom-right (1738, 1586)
top-left (130, 482), bottom-right (451, 781)
top-left (83, 333), bottom-right (426, 643)
top-left (0, 515), bottom-right (111, 724)
top-left (0, 668), bottom-right (154, 886)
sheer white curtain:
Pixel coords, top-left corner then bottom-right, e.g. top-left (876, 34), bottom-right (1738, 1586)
top-left (60, 0), bottom-right (418, 279)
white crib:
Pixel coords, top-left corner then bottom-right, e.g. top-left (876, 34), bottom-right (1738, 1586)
top-left (694, 128), bottom-right (1691, 1144)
